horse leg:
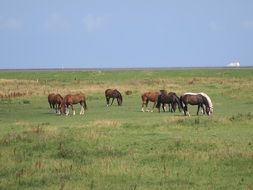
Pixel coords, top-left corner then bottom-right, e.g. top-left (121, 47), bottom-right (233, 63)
top-left (146, 100), bottom-right (151, 112)
top-left (80, 102), bottom-right (84, 115)
top-left (141, 101), bottom-right (145, 112)
top-left (66, 105), bottom-right (70, 116)
top-left (70, 104), bottom-right (75, 115)
top-left (152, 101), bottom-right (158, 112)
top-left (186, 105), bottom-right (190, 116)
top-left (168, 103), bottom-right (171, 112)
top-left (197, 105), bottom-right (200, 115)
top-left (106, 97), bottom-right (110, 106)
top-left (162, 103), bottom-right (165, 112)
top-left (110, 98), bottom-right (115, 106)
top-left (55, 104), bottom-right (59, 114)
top-left (157, 104), bottom-right (161, 113)
top-left (201, 104), bottom-right (205, 115)
top-left (202, 104), bottom-right (206, 114)
top-left (184, 104), bottom-right (190, 116)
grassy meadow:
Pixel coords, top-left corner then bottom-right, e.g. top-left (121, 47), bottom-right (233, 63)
top-left (0, 68), bottom-right (252, 190)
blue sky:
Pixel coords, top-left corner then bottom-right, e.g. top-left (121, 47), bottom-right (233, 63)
top-left (0, 0), bottom-right (253, 69)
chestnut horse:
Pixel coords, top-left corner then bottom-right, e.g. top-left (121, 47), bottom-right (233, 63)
top-left (48, 93), bottom-right (63, 113)
top-left (141, 91), bottom-right (159, 112)
top-left (156, 92), bottom-right (182, 113)
top-left (60, 94), bottom-right (87, 115)
top-left (180, 93), bottom-right (211, 116)
top-left (105, 89), bottom-right (123, 106)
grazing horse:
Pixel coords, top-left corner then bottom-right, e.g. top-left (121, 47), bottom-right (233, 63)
top-left (156, 92), bottom-right (182, 113)
top-left (60, 94), bottom-right (87, 115)
top-left (48, 93), bottom-right (63, 113)
top-left (105, 89), bottom-right (123, 106)
top-left (141, 91), bottom-right (160, 112)
top-left (180, 93), bottom-right (211, 116)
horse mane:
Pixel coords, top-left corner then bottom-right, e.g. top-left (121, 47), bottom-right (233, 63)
top-left (184, 92), bottom-right (199, 96)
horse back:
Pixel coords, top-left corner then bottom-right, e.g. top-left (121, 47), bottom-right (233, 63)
top-left (48, 93), bottom-right (55, 102)
top-left (182, 94), bottom-right (203, 105)
top-left (64, 94), bottom-right (85, 104)
top-left (142, 92), bottom-right (159, 102)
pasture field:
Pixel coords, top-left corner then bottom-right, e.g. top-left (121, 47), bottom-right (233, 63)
top-left (0, 68), bottom-right (253, 190)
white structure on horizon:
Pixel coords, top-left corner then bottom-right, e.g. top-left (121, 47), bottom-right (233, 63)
top-left (226, 62), bottom-right (240, 67)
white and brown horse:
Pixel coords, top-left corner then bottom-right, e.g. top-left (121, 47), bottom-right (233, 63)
top-left (180, 92), bottom-right (212, 116)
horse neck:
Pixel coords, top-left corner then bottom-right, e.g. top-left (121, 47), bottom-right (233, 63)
top-left (174, 95), bottom-right (180, 103)
top-left (202, 96), bottom-right (210, 108)
top-left (118, 93), bottom-right (122, 101)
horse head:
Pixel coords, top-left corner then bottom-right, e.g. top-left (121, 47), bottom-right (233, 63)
top-left (117, 91), bottom-right (123, 106)
top-left (59, 101), bottom-right (67, 115)
top-left (201, 95), bottom-right (211, 115)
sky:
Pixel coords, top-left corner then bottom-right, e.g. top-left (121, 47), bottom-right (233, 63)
top-left (0, 0), bottom-right (253, 69)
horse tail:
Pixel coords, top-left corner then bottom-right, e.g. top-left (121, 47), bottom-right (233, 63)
top-left (175, 95), bottom-right (183, 111)
top-left (179, 96), bottom-right (185, 109)
top-left (83, 100), bottom-right (88, 110)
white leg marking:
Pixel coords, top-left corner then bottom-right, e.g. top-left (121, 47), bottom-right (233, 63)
top-left (80, 107), bottom-right (84, 115)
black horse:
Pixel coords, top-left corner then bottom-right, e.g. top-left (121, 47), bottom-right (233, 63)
top-left (156, 92), bottom-right (182, 113)
top-left (105, 89), bottom-right (123, 106)
top-left (180, 93), bottom-right (211, 116)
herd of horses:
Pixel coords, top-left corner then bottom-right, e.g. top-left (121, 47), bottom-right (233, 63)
top-left (48, 89), bottom-right (213, 116)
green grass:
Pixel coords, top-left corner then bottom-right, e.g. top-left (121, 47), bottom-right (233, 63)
top-left (0, 68), bottom-right (253, 190)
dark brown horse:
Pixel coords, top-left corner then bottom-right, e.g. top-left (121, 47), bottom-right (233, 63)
top-left (156, 92), bottom-right (182, 113)
top-left (105, 89), bottom-right (123, 106)
top-left (141, 91), bottom-right (159, 112)
top-left (60, 94), bottom-right (87, 115)
top-left (48, 93), bottom-right (63, 113)
top-left (180, 93), bottom-right (211, 116)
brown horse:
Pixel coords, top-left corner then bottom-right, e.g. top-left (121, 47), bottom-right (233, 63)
top-left (60, 94), bottom-right (87, 115)
top-left (180, 93), bottom-right (211, 116)
top-left (105, 89), bottom-right (123, 106)
top-left (48, 93), bottom-right (63, 113)
top-left (141, 91), bottom-right (160, 112)
top-left (156, 92), bottom-right (182, 113)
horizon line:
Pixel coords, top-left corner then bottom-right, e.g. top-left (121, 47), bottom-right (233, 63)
top-left (0, 66), bottom-right (252, 72)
